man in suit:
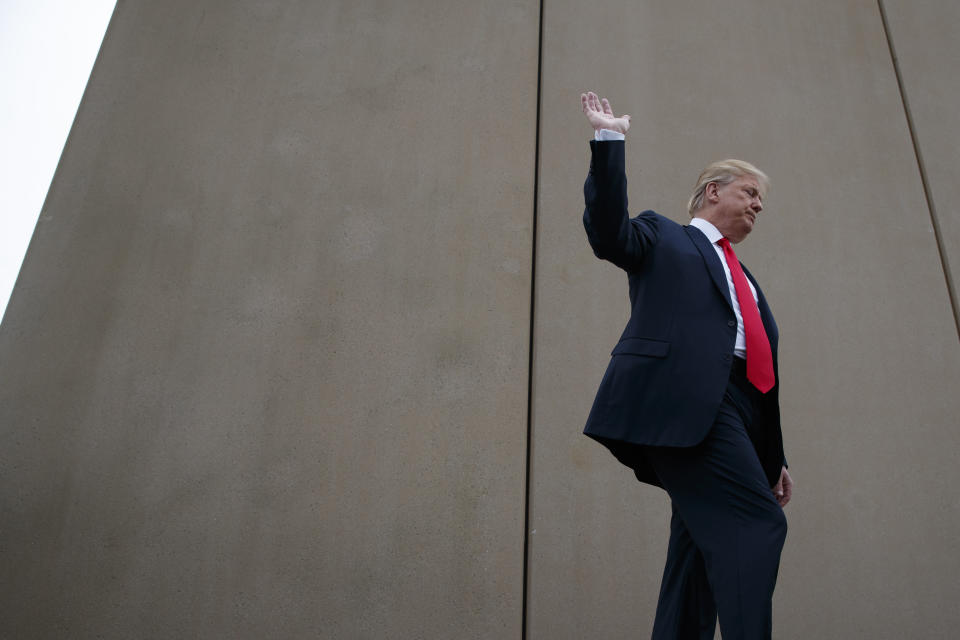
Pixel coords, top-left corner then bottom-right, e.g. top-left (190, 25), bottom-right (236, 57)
top-left (579, 91), bottom-right (792, 640)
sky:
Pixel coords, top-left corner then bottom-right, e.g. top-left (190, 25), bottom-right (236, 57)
top-left (0, 0), bottom-right (117, 322)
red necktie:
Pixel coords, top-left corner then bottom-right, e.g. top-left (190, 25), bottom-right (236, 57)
top-left (718, 238), bottom-right (775, 393)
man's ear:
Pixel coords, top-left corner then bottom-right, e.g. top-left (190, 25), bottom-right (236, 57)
top-left (705, 182), bottom-right (719, 204)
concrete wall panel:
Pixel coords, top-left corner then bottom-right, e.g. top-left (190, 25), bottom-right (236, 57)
top-left (0, 1), bottom-right (538, 637)
top-left (883, 0), bottom-right (960, 328)
top-left (529, 1), bottom-right (960, 638)
top-left (5, 1), bottom-right (960, 637)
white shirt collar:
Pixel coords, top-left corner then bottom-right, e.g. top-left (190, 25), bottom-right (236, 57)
top-left (689, 217), bottom-right (723, 244)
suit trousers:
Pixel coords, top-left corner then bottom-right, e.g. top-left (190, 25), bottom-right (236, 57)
top-left (643, 360), bottom-right (788, 640)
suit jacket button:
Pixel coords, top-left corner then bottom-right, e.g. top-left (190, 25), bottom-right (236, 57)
top-left (723, 354), bottom-right (732, 362)
top-left (727, 320), bottom-right (736, 327)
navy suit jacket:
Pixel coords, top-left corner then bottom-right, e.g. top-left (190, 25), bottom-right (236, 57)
top-left (582, 140), bottom-right (784, 487)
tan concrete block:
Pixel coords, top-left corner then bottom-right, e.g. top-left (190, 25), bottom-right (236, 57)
top-left (529, 1), bottom-right (960, 638)
top-left (0, 1), bottom-right (538, 637)
top-left (882, 0), bottom-right (960, 328)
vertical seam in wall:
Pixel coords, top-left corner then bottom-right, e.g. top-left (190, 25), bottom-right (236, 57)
top-left (521, 0), bottom-right (545, 637)
top-left (878, 0), bottom-right (960, 339)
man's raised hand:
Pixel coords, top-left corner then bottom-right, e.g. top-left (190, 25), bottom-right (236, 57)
top-left (581, 91), bottom-right (631, 134)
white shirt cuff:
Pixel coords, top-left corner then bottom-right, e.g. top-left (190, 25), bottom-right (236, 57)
top-left (595, 129), bottom-right (626, 141)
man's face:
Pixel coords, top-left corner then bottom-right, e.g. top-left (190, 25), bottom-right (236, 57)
top-left (711, 175), bottom-right (764, 243)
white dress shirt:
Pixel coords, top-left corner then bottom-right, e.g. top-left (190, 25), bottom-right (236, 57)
top-left (595, 129), bottom-right (626, 142)
top-left (593, 129), bottom-right (757, 358)
top-left (687, 217), bottom-right (757, 359)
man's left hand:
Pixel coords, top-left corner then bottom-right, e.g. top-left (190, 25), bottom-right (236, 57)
top-left (772, 466), bottom-right (792, 508)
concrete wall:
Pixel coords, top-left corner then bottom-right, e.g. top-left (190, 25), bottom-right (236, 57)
top-left (0, 1), bottom-right (538, 637)
top-left (527, 1), bottom-right (960, 638)
top-left (2, 1), bottom-right (958, 638)
top-left (882, 0), bottom-right (960, 328)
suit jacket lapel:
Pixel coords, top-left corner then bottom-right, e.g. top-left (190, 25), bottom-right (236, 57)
top-left (684, 225), bottom-right (733, 311)
top-left (742, 263), bottom-right (779, 347)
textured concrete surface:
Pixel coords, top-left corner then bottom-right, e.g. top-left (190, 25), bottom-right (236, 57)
top-left (0, 1), bottom-right (538, 637)
top-left (3, 0), bottom-right (960, 639)
top-left (527, 1), bottom-right (960, 638)
top-left (883, 0), bottom-right (960, 327)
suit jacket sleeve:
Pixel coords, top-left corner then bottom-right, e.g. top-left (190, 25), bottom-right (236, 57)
top-left (582, 140), bottom-right (659, 272)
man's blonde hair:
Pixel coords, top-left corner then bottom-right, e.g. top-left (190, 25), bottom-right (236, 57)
top-left (687, 159), bottom-right (769, 216)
